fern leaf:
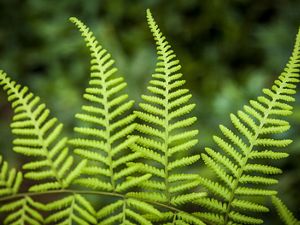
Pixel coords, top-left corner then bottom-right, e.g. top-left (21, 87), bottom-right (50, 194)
top-left (130, 9), bottom-right (205, 215)
top-left (0, 196), bottom-right (44, 225)
top-left (126, 198), bottom-right (161, 216)
top-left (177, 212), bottom-right (206, 225)
top-left (193, 197), bottom-right (227, 213)
top-left (198, 27), bottom-right (300, 225)
top-left (69, 17), bottom-right (161, 225)
top-left (194, 212), bottom-right (225, 225)
top-left (143, 212), bottom-right (174, 224)
top-left (171, 193), bottom-right (207, 206)
top-left (0, 155), bottom-right (22, 196)
top-left (141, 211), bottom-right (204, 225)
top-left (69, 17), bottom-right (142, 194)
top-left (228, 211), bottom-right (262, 224)
top-left (272, 196), bottom-right (300, 225)
top-left (45, 194), bottom-right (96, 225)
top-left (127, 192), bottom-right (168, 203)
top-left (97, 197), bottom-right (159, 225)
top-left (0, 71), bottom-right (84, 191)
top-left (115, 174), bottom-right (152, 192)
top-left (231, 199), bottom-right (269, 212)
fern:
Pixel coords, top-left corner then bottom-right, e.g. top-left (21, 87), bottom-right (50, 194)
top-left (0, 155), bottom-right (33, 225)
top-left (0, 71), bottom-right (92, 225)
top-left (0, 9), bottom-right (299, 225)
top-left (195, 28), bottom-right (300, 225)
top-left (0, 196), bottom-right (44, 225)
top-left (0, 155), bottom-right (22, 196)
top-left (68, 17), bottom-right (162, 224)
top-left (0, 71), bottom-right (86, 192)
top-left (45, 194), bottom-right (97, 225)
top-left (126, 9), bottom-right (206, 224)
top-left (68, 17), bottom-right (145, 192)
top-left (272, 196), bottom-right (300, 225)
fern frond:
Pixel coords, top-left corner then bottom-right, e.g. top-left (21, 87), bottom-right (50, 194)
top-left (130, 10), bottom-right (204, 214)
top-left (0, 196), bottom-right (44, 225)
top-left (0, 71), bottom-right (85, 191)
top-left (69, 17), bottom-right (142, 194)
top-left (198, 27), bottom-right (300, 225)
top-left (45, 194), bottom-right (97, 225)
top-left (143, 211), bottom-right (205, 225)
top-left (68, 17), bottom-right (163, 224)
top-left (143, 212), bottom-right (174, 224)
top-left (0, 156), bottom-right (44, 225)
top-left (177, 212), bottom-right (206, 225)
top-left (0, 9), bottom-right (299, 225)
top-left (97, 197), bottom-right (160, 225)
top-left (0, 155), bottom-right (22, 196)
top-left (171, 192), bottom-right (207, 206)
top-left (272, 196), bottom-right (300, 225)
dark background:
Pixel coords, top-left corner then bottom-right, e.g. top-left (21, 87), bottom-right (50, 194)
top-left (0, 0), bottom-right (299, 223)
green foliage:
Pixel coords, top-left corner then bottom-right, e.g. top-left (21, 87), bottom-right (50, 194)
top-left (0, 156), bottom-right (22, 196)
top-left (68, 16), bottom-right (141, 193)
top-left (45, 194), bottom-right (97, 225)
top-left (0, 196), bottom-right (44, 225)
top-left (0, 72), bottom-right (86, 192)
top-left (0, 9), bottom-right (299, 225)
top-left (196, 28), bottom-right (300, 225)
top-left (130, 8), bottom-right (203, 203)
top-left (272, 196), bottom-right (300, 225)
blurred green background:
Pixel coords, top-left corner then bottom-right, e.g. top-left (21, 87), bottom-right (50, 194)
top-left (0, 0), bottom-right (299, 223)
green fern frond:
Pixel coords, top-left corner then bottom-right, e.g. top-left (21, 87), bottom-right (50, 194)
top-left (197, 28), bottom-right (300, 225)
top-left (45, 194), bottom-right (97, 225)
top-left (143, 211), bottom-right (206, 225)
top-left (0, 196), bottom-right (44, 225)
top-left (69, 17), bottom-right (160, 224)
top-left (97, 197), bottom-right (160, 225)
top-left (0, 9), bottom-right (300, 225)
top-left (130, 9), bottom-right (204, 210)
top-left (272, 196), bottom-right (300, 225)
top-left (0, 71), bottom-right (86, 192)
top-left (69, 17), bottom-right (141, 193)
top-left (0, 155), bottom-right (22, 196)
top-left (141, 213), bottom-right (198, 225)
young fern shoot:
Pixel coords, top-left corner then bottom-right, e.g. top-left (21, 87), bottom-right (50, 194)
top-left (128, 9), bottom-right (206, 224)
top-left (196, 28), bottom-right (300, 225)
